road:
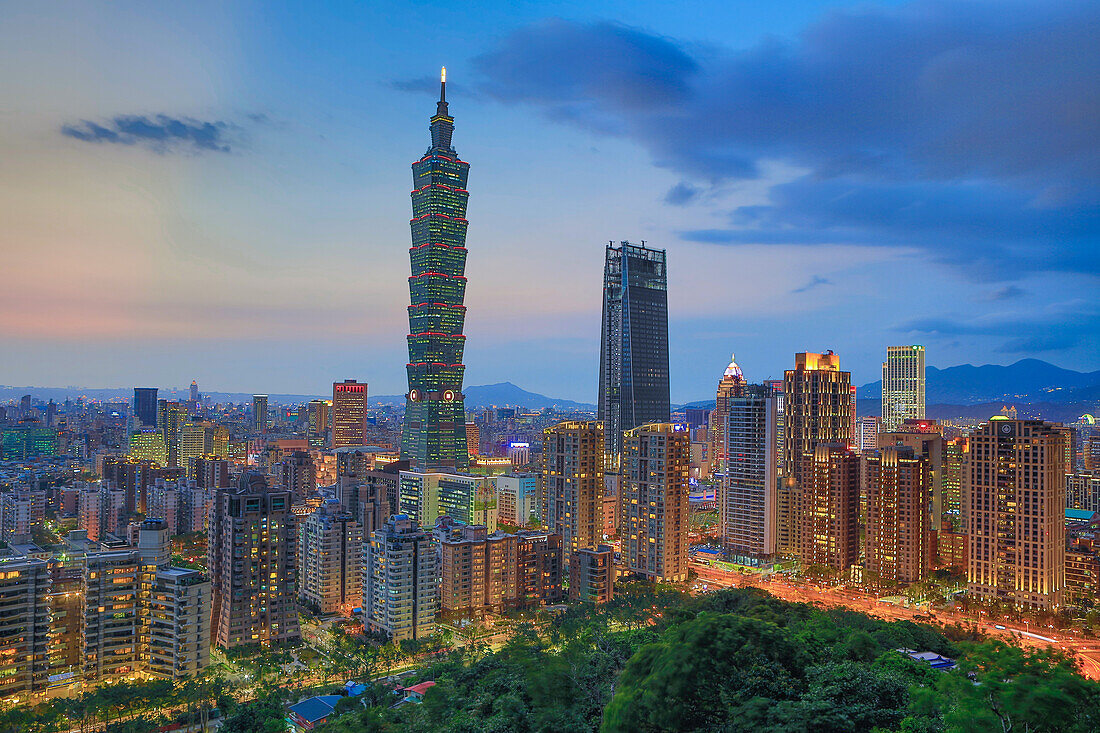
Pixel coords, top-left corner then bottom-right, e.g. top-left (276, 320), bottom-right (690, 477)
top-left (690, 559), bottom-right (1100, 680)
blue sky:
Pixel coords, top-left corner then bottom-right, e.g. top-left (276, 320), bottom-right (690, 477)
top-left (1, 0), bottom-right (1096, 402)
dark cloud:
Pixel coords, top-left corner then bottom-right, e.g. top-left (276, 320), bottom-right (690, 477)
top-left (791, 275), bottom-right (831, 293)
top-left (898, 300), bottom-right (1100, 353)
top-left (61, 115), bottom-right (234, 153)
top-left (664, 181), bottom-right (699, 205)
top-left (988, 285), bottom-right (1026, 301)
top-left (472, 4), bottom-right (1100, 277)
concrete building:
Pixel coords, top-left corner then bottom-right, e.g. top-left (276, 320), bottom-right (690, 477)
top-left (1067, 471), bottom-right (1100, 513)
top-left (208, 473), bottom-right (300, 648)
top-left (437, 524), bottom-right (517, 617)
top-left (332, 380), bottom-right (369, 448)
top-left (1, 488), bottom-right (46, 543)
top-left (541, 421), bottom-right (604, 561)
top-left (709, 354), bottom-right (747, 474)
top-left (799, 444), bottom-right (860, 574)
top-left (0, 557), bottom-right (50, 698)
top-left (148, 567), bottom-right (211, 680)
top-left (865, 446), bottom-right (932, 584)
top-left (298, 501), bottom-right (362, 615)
top-left (252, 395), bottom-right (268, 434)
top-left (515, 530), bottom-right (563, 608)
top-left (569, 544), bottom-right (614, 604)
top-left (621, 424), bottom-right (690, 582)
top-left (496, 473), bottom-right (538, 527)
top-left (281, 450), bottom-right (317, 501)
top-left (856, 416), bottom-right (880, 456)
top-left (966, 419), bottom-right (1067, 609)
top-left (364, 514), bottom-right (437, 641)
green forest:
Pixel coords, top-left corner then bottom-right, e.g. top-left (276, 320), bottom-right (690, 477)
top-left (299, 584), bottom-right (1100, 733)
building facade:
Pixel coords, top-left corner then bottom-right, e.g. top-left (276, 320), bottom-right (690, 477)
top-left (541, 421), bottom-right (604, 560)
top-left (864, 446), bottom-right (932, 584)
top-left (721, 386), bottom-right (779, 562)
top-left (621, 424), bottom-right (690, 582)
top-left (298, 502), bottom-right (362, 615)
top-left (799, 444), bottom-right (860, 574)
top-left (364, 514), bottom-right (437, 641)
top-left (400, 70), bottom-right (471, 471)
top-left (569, 544), bottom-right (614, 604)
top-left (597, 241), bottom-right (670, 466)
top-left (332, 380), bottom-right (369, 448)
top-left (881, 345), bottom-right (926, 432)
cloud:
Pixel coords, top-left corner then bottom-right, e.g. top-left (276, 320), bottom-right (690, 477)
top-left (988, 285), bottom-right (1025, 301)
top-left (664, 181), bottom-right (699, 205)
top-left (898, 300), bottom-right (1100, 354)
top-left (472, 4), bottom-right (1100, 277)
top-left (791, 275), bottom-right (831, 293)
top-left (61, 114), bottom-right (235, 153)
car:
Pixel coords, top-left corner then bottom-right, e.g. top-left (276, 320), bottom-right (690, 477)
top-left (994, 624), bottom-right (1006, 630)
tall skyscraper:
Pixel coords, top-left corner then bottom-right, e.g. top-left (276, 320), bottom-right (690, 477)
top-left (881, 345), bottom-right (926, 432)
top-left (777, 351), bottom-right (852, 556)
top-left (598, 241), bottom-right (670, 465)
top-left (157, 400), bottom-right (188, 468)
top-left (208, 473), bottom-right (300, 648)
top-left (189, 380), bottom-right (199, 405)
top-left (365, 514), bottom-right (438, 641)
top-left (541, 421), bottom-right (604, 560)
top-left (332, 380), bottom-right (369, 448)
top-left (400, 68), bottom-right (471, 471)
top-left (308, 399), bottom-right (331, 447)
top-left (133, 387), bottom-right (158, 428)
top-left (710, 354), bottom-right (747, 474)
top-left (865, 446), bottom-right (932, 584)
top-left (967, 419), bottom-right (1066, 609)
top-left (721, 385), bottom-right (779, 563)
top-left (799, 444), bottom-right (860, 574)
top-left (621, 423), bottom-right (690, 582)
top-left (252, 395), bottom-right (269, 434)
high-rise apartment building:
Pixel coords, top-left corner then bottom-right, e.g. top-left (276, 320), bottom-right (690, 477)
top-left (515, 530), bottom-right (564, 608)
top-left (710, 354), bottom-right (747, 474)
top-left (280, 450), bottom-right (316, 501)
top-left (777, 351), bottom-right (852, 556)
top-left (147, 566), bottom-right (211, 680)
top-left (465, 422), bottom-right (479, 459)
top-left (569, 544), bottom-right (614, 604)
top-left (881, 345), bottom-right (926, 432)
top-left (879, 425), bottom-right (944, 529)
top-left (438, 524), bottom-right (517, 618)
top-left (541, 421), bottom-right (604, 560)
top-left (598, 241), bottom-right (671, 465)
top-left (332, 380), bottom-right (369, 448)
top-left (298, 502), bottom-right (362, 615)
top-left (400, 70), bottom-right (471, 471)
top-left (496, 473), bottom-right (538, 526)
top-left (856, 416), bottom-right (880, 455)
top-left (865, 446), bottom-right (932, 584)
top-left (157, 400), bottom-right (188, 468)
top-left (1067, 471), bottom-right (1100, 513)
top-left (178, 422), bottom-right (214, 469)
top-left (129, 428), bottom-right (168, 466)
top-left (942, 437), bottom-right (967, 531)
top-left (208, 473), bottom-right (300, 648)
top-left (967, 419), bottom-right (1066, 609)
top-left (621, 424), bottom-right (690, 582)
top-left (799, 444), bottom-right (860, 574)
top-left (133, 388), bottom-right (158, 428)
top-left (0, 557), bottom-right (50, 698)
top-left (252, 395), bottom-right (268, 434)
top-left (190, 456), bottom-right (231, 490)
top-left (721, 386), bottom-right (779, 563)
top-left (364, 514), bottom-right (437, 641)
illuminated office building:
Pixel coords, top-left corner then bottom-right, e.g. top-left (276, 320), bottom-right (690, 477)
top-left (598, 241), bottom-right (670, 466)
top-left (332, 380), bottom-right (369, 448)
top-left (621, 424), bottom-right (689, 582)
top-left (400, 68), bottom-right (471, 471)
top-left (967, 419), bottom-right (1066, 609)
top-left (942, 437), bottom-right (967, 531)
top-left (540, 421), bottom-right (604, 560)
top-left (777, 352), bottom-right (852, 556)
top-left (129, 428), bottom-right (168, 466)
top-left (496, 473), bottom-right (538, 526)
top-left (865, 446), bottom-right (932, 584)
top-left (157, 400), bottom-right (187, 468)
top-left (856, 416), bottom-right (880, 455)
top-left (799, 444), bottom-right (860, 574)
top-left (308, 399), bottom-right (331, 447)
top-left (881, 345), bottom-right (926, 432)
top-left (710, 354), bottom-right (747, 474)
top-left (252, 395), bottom-right (268, 434)
top-left (721, 386), bottom-right (779, 562)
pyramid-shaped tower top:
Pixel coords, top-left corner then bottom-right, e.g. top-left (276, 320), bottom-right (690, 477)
top-left (724, 353), bottom-right (744, 380)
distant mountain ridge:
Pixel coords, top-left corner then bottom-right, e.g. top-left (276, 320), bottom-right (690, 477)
top-left (857, 358), bottom-right (1100, 405)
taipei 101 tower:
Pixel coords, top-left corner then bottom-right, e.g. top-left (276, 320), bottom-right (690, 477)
top-left (400, 67), bottom-right (471, 470)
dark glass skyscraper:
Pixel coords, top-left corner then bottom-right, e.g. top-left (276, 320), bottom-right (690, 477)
top-left (598, 241), bottom-right (670, 464)
top-left (133, 387), bottom-right (158, 428)
top-left (401, 68), bottom-right (470, 471)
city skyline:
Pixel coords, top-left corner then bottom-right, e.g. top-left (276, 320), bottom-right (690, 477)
top-left (2, 1), bottom-right (1097, 403)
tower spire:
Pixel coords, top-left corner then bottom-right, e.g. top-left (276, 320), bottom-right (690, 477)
top-left (437, 66), bottom-right (449, 117)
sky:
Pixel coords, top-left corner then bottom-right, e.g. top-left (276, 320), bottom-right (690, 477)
top-left (1, 0), bottom-right (1097, 403)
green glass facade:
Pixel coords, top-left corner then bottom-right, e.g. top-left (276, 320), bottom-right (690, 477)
top-left (401, 73), bottom-right (470, 470)
top-left (0, 426), bottom-right (58, 460)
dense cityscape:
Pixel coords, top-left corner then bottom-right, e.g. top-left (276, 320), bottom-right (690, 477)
top-left (3, 3), bottom-right (1099, 732)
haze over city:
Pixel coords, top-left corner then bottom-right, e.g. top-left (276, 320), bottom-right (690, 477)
top-left (3, 0), bottom-right (1097, 401)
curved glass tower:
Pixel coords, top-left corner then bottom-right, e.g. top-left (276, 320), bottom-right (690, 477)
top-left (400, 68), bottom-right (471, 470)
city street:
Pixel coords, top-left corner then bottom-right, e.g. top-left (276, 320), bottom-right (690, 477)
top-left (690, 559), bottom-right (1100, 680)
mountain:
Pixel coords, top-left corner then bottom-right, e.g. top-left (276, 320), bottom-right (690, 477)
top-left (858, 359), bottom-right (1100, 405)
